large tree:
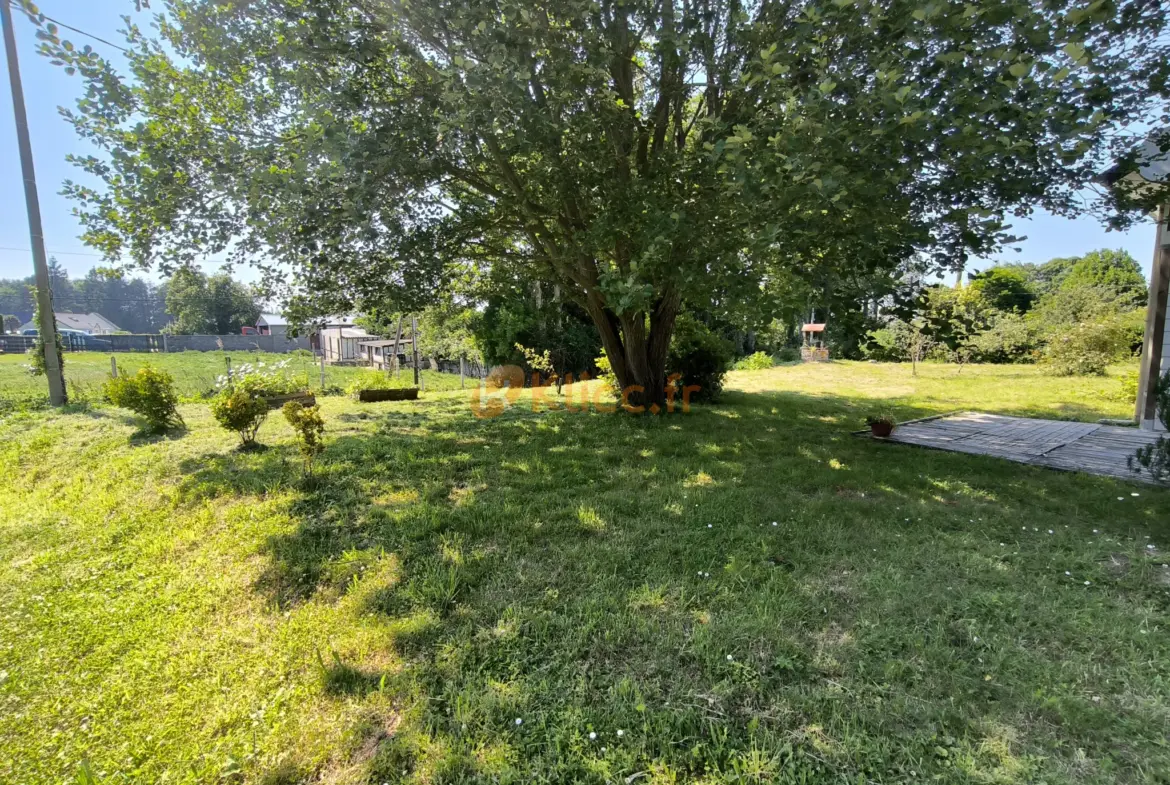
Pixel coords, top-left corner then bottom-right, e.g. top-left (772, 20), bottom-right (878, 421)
top-left (27, 0), bottom-right (1170, 404)
top-left (164, 268), bottom-right (261, 334)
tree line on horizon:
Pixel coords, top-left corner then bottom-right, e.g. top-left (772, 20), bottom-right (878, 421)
top-left (0, 261), bottom-right (263, 336)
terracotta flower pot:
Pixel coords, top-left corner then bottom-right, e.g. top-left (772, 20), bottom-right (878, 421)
top-left (870, 421), bottom-right (894, 438)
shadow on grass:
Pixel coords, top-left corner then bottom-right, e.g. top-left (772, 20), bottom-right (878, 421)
top-left (174, 387), bottom-right (1169, 783)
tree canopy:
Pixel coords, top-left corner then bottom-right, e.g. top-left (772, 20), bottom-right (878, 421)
top-left (1059, 248), bottom-right (1147, 305)
top-left (164, 268), bottom-right (262, 335)
top-left (968, 267), bottom-right (1035, 314)
top-left (26, 0), bottom-right (1170, 402)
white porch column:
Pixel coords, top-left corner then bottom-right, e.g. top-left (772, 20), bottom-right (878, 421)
top-left (1137, 204), bottom-right (1169, 431)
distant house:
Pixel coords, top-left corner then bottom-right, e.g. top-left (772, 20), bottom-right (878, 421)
top-left (359, 337), bottom-right (415, 371)
top-left (19, 312), bottom-right (122, 335)
top-left (256, 312), bottom-right (288, 338)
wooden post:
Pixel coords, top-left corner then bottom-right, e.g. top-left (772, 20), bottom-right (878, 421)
top-left (460, 356), bottom-right (466, 389)
top-left (1137, 204), bottom-right (1169, 429)
top-left (411, 315), bottom-right (420, 388)
top-left (225, 355), bottom-right (231, 383)
top-left (109, 355), bottom-right (117, 379)
top-left (390, 316), bottom-right (404, 377)
top-left (162, 333), bottom-right (168, 353)
top-left (319, 350), bottom-right (326, 391)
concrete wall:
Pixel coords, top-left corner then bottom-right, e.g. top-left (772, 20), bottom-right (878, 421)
top-left (164, 334), bottom-right (311, 353)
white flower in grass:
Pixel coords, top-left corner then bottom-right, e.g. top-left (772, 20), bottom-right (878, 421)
top-left (589, 731), bottom-right (597, 740)
top-left (726, 654), bottom-right (733, 661)
top-left (1132, 492), bottom-right (1140, 497)
top-left (601, 747), bottom-right (607, 753)
top-left (1065, 571), bottom-right (1071, 576)
top-left (1147, 544), bottom-right (1156, 550)
top-left (617, 729), bottom-right (625, 737)
top-left (707, 524), bottom-right (712, 529)
top-left (514, 718), bottom-right (523, 726)
top-left (1048, 530), bottom-right (1054, 534)
top-left (1084, 581), bottom-right (1091, 586)
top-left (1093, 529), bottom-right (1099, 534)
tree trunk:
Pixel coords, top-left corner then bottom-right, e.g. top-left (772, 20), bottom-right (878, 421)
top-left (581, 287), bottom-right (681, 412)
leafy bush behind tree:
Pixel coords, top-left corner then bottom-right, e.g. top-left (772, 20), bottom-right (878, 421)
top-left (668, 314), bottom-right (733, 403)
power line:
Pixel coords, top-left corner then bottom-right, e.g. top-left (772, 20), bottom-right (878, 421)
top-left (4, 0), bottom-right (129, 54)
top-left (0, 245), bottom-right (105, 257)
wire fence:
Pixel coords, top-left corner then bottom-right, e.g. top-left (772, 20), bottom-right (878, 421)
top-left (0, 350), bottom-right (489, 409)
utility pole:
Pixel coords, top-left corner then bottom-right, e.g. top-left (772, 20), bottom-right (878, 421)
top-left (2, 1), bottom-right (65, 405)
top-left (411, 315), bottom-right (420, 388)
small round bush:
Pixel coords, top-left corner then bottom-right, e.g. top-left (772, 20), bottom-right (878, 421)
top-left (733, 351), bottom-right (774, 371)
top-left (210, 387), bottom-right (269, 447)
top-left (104, 365), bottom-right (184, 433)
top-left (282, 401), bottom-right (325, 475)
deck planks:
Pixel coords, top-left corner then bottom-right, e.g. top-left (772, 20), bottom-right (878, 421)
top-left (877, 412), bottom-right (1166, 485)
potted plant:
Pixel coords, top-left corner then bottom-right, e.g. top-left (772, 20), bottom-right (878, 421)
top-left (866, 414), bottom-right (896, 438)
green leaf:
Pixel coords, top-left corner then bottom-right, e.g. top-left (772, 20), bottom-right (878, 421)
top-left (1063, 43), bottom-right (1086, 63)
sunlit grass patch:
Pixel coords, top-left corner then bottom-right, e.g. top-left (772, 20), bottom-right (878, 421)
top-left (0, 361), bottom-right (1166, 784)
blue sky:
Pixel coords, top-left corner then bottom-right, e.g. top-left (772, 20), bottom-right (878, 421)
top-left (0, 1), bottom-right (1162, 288)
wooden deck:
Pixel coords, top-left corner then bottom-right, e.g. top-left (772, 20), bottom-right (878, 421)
top-left (875, 412), bottom-right (1166, 485)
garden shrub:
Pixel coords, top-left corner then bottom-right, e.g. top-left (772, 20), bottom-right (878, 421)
top-left (733, 351), bottom-right (774, 371)
top-left (594, 352), bottom-right (621, 398)
top-left (774, 346), bottom-right (801, 364)
top-left (343, 368), bottom-right (414, 395)
top-left (1042, 321), bottom-right (1123, 376)
top-left (968, 312), bottom-right (1039, 364)
top-left (283, 401), bottom-right (326, 476)
top-left (104, 365), bottom-right (185, 433)
top-left (210, 386), bottom-right (269, 447)
top-left (1129, 372), bottom-right (1170, 482)
top-left (668, 314), bottom-right (733, 403)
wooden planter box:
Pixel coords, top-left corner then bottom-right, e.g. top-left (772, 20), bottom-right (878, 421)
top-left (356, 388), bottom-right (419, 402)
top-left (265, 392), bottom-right (316, 410)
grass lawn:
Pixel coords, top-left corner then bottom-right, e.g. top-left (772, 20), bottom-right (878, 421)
top-left (0, 351), bottom-right (469, 405)
top-left (1, 362), bottom-right (1166, 784)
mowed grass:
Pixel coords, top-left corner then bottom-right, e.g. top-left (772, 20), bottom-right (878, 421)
top-left (1, 362), bottom-right (1167, 785)
top-left (0, 351), bottom-right (468, 404)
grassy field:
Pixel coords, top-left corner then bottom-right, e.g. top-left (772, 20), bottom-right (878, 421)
top-left (1, 362), bottom-right (1167, 785)
top-left (0, 351), bottom-right (470, 404)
